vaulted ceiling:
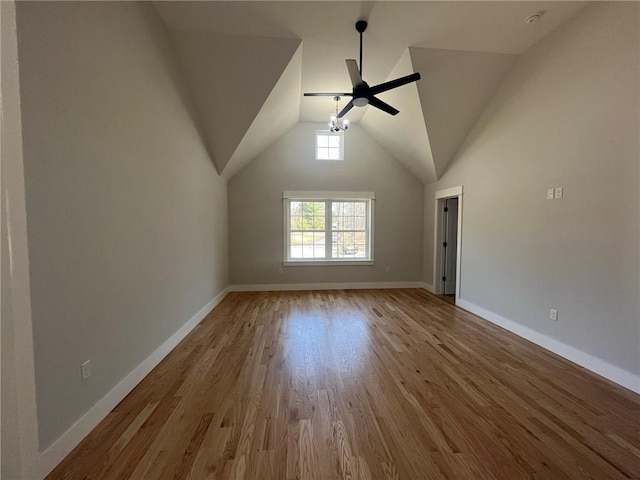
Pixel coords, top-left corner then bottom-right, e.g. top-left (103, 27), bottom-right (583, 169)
top-left (154, 1), bottom-right (586, 183)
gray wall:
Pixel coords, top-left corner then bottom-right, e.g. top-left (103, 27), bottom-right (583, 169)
top-left (2, 2), bottom-right (33, 476)
top-left (229, 123), bottom-right (424, 285)
top-left (15, 2), bottom-right (228, 449)
top-left (423, 2), bottom-right (639, 374)
top-left (2, 154), bottom-right (21, 480)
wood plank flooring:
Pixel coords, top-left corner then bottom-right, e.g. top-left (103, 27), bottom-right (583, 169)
top-left (46, 289), bottom-right (640, 479)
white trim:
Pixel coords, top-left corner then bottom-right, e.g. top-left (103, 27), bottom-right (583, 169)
top-left (283, 191), bottom-right (375, 200)
top-left (433, 187), bottom-right (463, 299)
top-left (456, 298), bottom-right (640, 394)
top-left (435, 185), bottom-right (463, 199)
top-left (230, 282), bottom-right (424, 292)
top-left (284, 260), bottom-right (374, 267)
top-left (420, 282), bottom-right (436, 293)
top-left (283, 196), bottom-right (374, 263)
top-left (38, 288), bottom-right (230, 478)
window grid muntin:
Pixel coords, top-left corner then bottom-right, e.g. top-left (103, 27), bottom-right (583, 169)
top-left (285, 198), bottom-right (371, 262)
top-left (289, 201), bottom-right (326, 259)
top-left (315, 131), bottom-right (344, 161)
top-left (331, 200), bottom-right (368, 259)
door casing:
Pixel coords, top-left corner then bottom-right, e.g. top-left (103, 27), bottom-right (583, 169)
top-left (433, 186), bottom-right (463, 298)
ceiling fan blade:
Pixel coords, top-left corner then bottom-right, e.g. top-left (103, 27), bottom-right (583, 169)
top-left (337, 100), bottom-right (355, 118)
top-left (304, 92), bottom-right (352, 97)
top-left (368, 96), bottom-right (399, 116)
top-left (369, 72), bottom-right (421, 96)
top-left (346, 59), bottom-right (363, 87)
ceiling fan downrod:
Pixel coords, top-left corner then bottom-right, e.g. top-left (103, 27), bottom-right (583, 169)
top-left (356, 20), bottom-right (367, 77)
top-left (302, 19), bottom-right (421, 118)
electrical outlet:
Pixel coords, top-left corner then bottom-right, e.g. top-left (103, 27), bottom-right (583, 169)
top-left (278, 267), bottom-right (283, 274)
top-left (549, 309), bottom-right (558, 321)
top-left (385, 266), bottom-right (390, 273)
top-left (546, 188), bottom-right (555, 200)
top-left (554, 187), bottom-right (563, 199)
top-left (81, 360), bottom-right (91, 381)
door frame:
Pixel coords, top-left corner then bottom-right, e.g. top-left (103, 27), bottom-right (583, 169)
top-left (433, 185), bottom-right (463, 298)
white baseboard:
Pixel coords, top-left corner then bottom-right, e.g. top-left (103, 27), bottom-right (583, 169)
top-left (420, 282), bottom-right (435, 293)
top-left (38, 287), bottom-right (230, 478)
top-left (456, 298), bottom-right (640, 395)
top-left (229, 282), bottom-right (424, 292)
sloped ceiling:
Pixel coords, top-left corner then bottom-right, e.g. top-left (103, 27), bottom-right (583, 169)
top-left (155, 1), bottom-right (586, 182)
top-left (410, 47), bottom-right (518, 179)
top-left (223, 44), bottom-right (303, 180)
top-left (171, 32), bottom-right (301, 173)
top-left (360, 49), bottom-right (436, 184)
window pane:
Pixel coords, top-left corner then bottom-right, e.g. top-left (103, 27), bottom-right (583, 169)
top-left (291, 215), bottom-right (303, 230)
top-left (291, 231), bottom-right (322, 259)
top-left (329, 201), bottom-right (369, 259)
top-left (328, 135), bottom-right (340, 148)
top-left (317, 147), bottom-right (329, 159)
top-left (291, 201), bottom-right (302, 215)
top-left (354, 231), bottom-right (366, 243)
top-left (317, 135), bottom-right (329, 147)
top-left (332, 202), bottom-right (367, 231)
top-left (312, 233), bottom-right (325, 258)
top-left (333, 214), bottom-right (343, 230)
top-left (297, 202), bottom-right (324, 230)
top-left (289, 197), bottom-right (370, 262)
top-left (327, 148), bottom-right (340, 160)
top-left (290, 233), bottom-right (303, 258)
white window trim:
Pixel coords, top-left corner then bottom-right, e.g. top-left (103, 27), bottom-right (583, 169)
top-left (283, 192), bottom-right (375, 266)
top-left (315, 131), bottom-right (344, 161)
top-left (283, 191), bottom-right (375, 200)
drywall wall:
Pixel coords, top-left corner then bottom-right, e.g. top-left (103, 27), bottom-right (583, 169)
top-left (15, 1), bottom-right (228, 450)
top-left (1, 110), bottom-right (22, 480)
top-left (1, 2), bottom-right (40, 477)
top-left (1, 199), bottom-right (21, 478)
top-left (423, 2), bottom-right (639, 375)
top-left (229, 123), bottom-right (423, 285)
top-left (1, 6), bottom-right (21, 478)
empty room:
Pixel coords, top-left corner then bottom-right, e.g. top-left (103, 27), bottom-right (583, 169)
top-left (2, 1), bottom-right (639, 479)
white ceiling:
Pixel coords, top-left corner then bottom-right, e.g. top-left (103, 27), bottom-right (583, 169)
top-left (154, 1), bottom-right (586, 181)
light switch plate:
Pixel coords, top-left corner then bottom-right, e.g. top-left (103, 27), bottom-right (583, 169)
top-left (554, 187), bottom-right (563, 199)
top-left (547, 188), bottom-right (555, 200)
top-left (81, 360), bottom-right (91, 381)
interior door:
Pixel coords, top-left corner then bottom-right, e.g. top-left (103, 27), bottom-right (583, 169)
top-left (442, 198), bottom-right (458, 295)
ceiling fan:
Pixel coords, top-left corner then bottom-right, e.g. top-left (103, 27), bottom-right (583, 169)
top-left (304, 20), bottom-right (421, 118)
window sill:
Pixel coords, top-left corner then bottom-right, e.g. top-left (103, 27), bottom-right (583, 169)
top-left (284, 260), bottom-right (375, 267)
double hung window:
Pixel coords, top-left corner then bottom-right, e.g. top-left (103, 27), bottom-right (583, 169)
top-left (283, 191), bottom-right (374, 265)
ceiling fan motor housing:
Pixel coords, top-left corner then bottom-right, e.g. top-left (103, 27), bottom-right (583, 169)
top-left (353, 83), bottom-right (370, 106)
top-left (303, 18), bottom-right (420, 118)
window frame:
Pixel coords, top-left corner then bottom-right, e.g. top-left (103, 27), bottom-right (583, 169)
top-left (315, 131), bottom-right (344, 161)
top-left (283, 191), bottom-right (375, 266)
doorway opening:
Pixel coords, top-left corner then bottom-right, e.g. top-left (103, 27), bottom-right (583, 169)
top-left (433, 186), bottom-right (463, 304)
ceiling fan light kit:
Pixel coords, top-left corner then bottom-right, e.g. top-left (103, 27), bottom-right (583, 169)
top-left (304, 20), bottom-right (421, 119)
top-left (329, 96), bottom-right (349, 132)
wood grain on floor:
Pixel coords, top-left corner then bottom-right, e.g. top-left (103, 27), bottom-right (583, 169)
top-left (46, 289), bottom-right (640, 479)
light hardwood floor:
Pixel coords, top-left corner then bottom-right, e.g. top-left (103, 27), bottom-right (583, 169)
top-left (47, 289), bottom-right (640, 479)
